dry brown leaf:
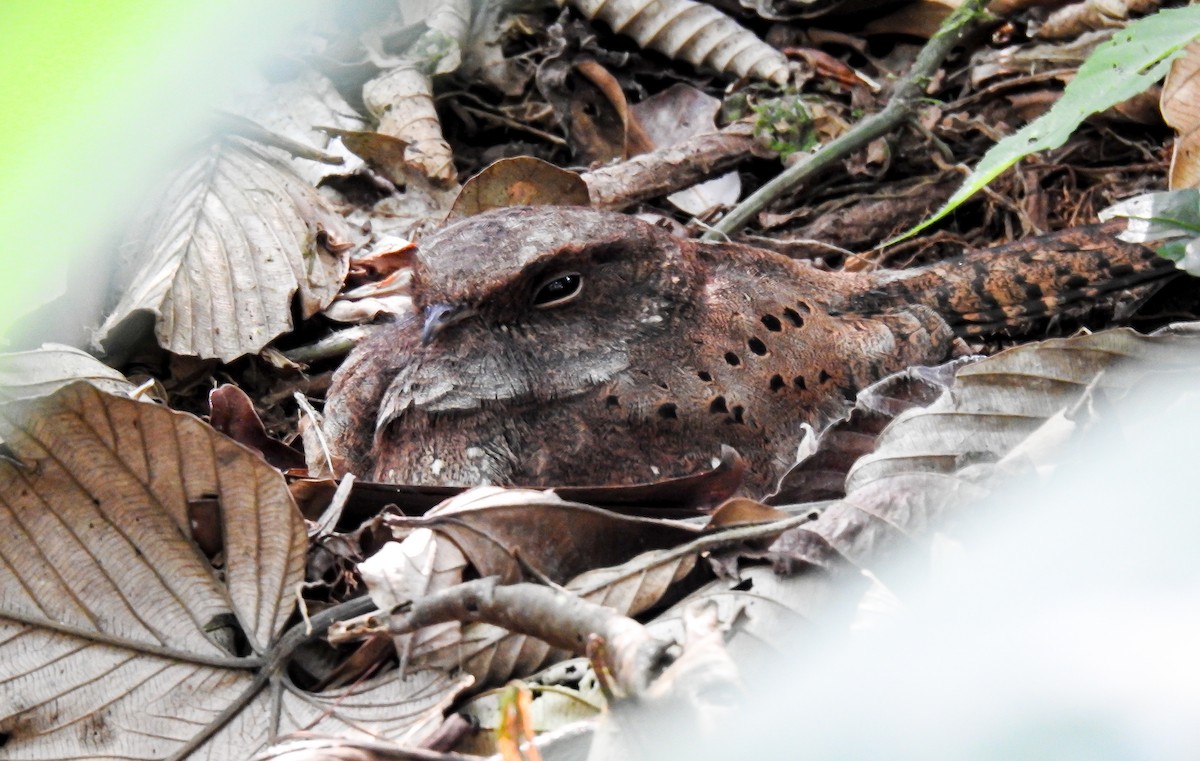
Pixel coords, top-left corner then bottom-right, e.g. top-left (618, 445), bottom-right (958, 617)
top-left (321, 127), bottom-right (412, 186)
top-left (363, 66), bottom-right (457, 187)
top-left (449, 157), bottom-right (592, 218)
top-left (0, 383), bottom-right (306, 757)
top-left (567, 544), bottom-right (700, 614)
top-left (98, 136), bottom-right (353, 362)
top-left (391, 487), bottom-right (701, 584)
top-left (0, 384), bottom-right (468, 757)
top-left (1032, 0), bottom-right (1161, 40)
top-left (0, 343), bottom-right (133, 403)
top-left (209, 384), bottom-right (307, 471)
top-left (1163, 39), bottom-right (1200, 189)
top-left (566, 60), bottom-right (654, 164)
top-left (706, 498), bottom-right (790, 528)
top-left (864, 0), bottom-right (958, 38)
top-left (565, 0), bottom-right (790, 84)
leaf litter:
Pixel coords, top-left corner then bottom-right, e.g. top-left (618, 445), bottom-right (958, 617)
top-left (6, 1), bottom-right (1200, 758)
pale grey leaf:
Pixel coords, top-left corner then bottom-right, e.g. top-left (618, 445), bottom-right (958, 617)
top-left (99, 137), bottom-right (352, 361)
top-left (0, 343), bottom-right (133, 402)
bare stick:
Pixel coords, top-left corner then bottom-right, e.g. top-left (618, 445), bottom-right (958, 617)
top-left (334, 577), bottom-right (671, 696)
top-left (582, 123), bottom-right (763, 210)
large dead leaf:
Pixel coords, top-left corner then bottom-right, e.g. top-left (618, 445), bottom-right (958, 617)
top-left (449, 157), bottom-right (591, 219)
top-left (0, 383), bottom-right (305, 757)
top-left (1163, 39), bottom-right (1200, 188)
top-left (98, 136), bottom-right (353, 362)
top-left (0, 384), bottom-right (464, 759)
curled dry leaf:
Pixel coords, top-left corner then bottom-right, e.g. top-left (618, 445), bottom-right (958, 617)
top-left (209, 384), bottom-right (307, 472)
top-left (1031, 0), bottom-right (1161, 40)
top-left (0, 343), bottom-right (133, 403)
top-left (363, 68), bottom-right (456, 187)
top-left (565, 0), bottom-right (790, 84)
top-left (563, 59), bottom-right (655, 164)
top-left (0, 383), bottom-right (306, 758)
top-left (449, 157), bottom-right (592, 219)
top-left (98, 137), bottom-right (354, 362)
top-left (358, 0), bottom-right (474, 187)
top-left (1162, 39), bottom-right (1200, 189)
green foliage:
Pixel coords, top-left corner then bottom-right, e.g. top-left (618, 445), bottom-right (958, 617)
top-left (1100, 188), bottom-right (1200, 275)
top-left (752, 96), bottom-right (819, 160)
top-left (891, 5), bottom-right (1200, 244)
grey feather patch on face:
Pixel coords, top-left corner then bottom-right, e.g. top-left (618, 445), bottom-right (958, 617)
top-left (380, 205), bottom-right (687, 420)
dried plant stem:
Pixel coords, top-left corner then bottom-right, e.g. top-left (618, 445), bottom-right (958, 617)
top-left (702, 0), bottom-right (992, 240)
top-left (583, 122), bottom-right (762, 210)
top-left (333, 577), bottom-right (671, 696)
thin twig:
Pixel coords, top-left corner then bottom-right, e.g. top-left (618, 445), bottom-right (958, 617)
top-left (702, 0), bottom-right (992, 240)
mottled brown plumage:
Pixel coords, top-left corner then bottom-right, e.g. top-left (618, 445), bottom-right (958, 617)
top-left (322, 206), bottom-right (1173, 495)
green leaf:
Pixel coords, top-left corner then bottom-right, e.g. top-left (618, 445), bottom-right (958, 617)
top-left (1099, 188), bottom-right (1200, 241)
top-left (890, 5), bottom-right (1200, 244)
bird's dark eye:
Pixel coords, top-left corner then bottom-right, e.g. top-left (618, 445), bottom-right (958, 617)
top-left (532, 272), bottom-right (583, 308)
